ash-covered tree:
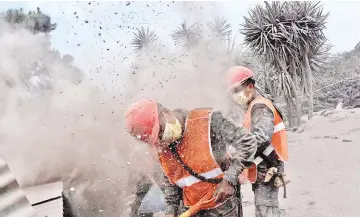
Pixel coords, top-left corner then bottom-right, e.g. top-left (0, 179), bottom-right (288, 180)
top-left (129, 26), bottom-right (158, 79)
top-left (314, 42), bottom-right (360, 110)
top-left (208, 17), bottom-right (232, 41)
top-left (171, 21), bottom-right (201, 49)
top-left (208, 17), bottom-right (236, 54)
top-left (234, 51), bottom-right (278, 101)
top-left (131, 27), bottom-right (158, 53)
top-left (0, 7), bottom-right (81, 95)
top-left (241, 1), bottom-right (329, 127)
top-left (3, 7), bottom-right (56, 33)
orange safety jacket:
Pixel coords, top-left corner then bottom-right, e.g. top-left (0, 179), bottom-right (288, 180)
top-left (158, 109), bottom-right (223, 209)
top-left (239, 96), bottom-right (288, 184)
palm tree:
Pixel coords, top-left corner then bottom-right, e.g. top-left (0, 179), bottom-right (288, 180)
top-left (208, 17), bottom-right (232, 41)
top-left (131, 27), bottom-right (158, 53)
top-left (241, 1), bottom-right (329, 126)
top-left (257, 61), bottom-right (278, 99)
top-left (171, 21), bottom-right (201, 48)
top-left (208, 17), bottom-right (236, 54)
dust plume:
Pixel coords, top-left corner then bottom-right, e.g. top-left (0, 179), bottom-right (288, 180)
top-left (0, 5), bottom-right (238, 217)
top-left (0, 19), bottom-right (152, 216)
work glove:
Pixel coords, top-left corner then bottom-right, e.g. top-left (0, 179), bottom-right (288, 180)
top-left (264, 167), bottom-right (290, 187)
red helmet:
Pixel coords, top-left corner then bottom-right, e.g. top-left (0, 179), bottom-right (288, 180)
top-left (226, 66), bottom-right (255, 90)
top-left (125, 98), bottom-right (160, 146)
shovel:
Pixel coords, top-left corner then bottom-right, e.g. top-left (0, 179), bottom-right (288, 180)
top-left (178, 189), bottom-right (218, 217)
top-left (138, 178), bottom-right (166, 214)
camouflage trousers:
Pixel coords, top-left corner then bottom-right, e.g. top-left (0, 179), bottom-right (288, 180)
top-left (176, 196), bottom-right (242, 217)
top-left (252, 183), bottom-right (282, 217)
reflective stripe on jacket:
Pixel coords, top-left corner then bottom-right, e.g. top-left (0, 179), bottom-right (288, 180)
top-left (240, 96), bottom-right (288, 184)
top-left (158, 109), bottom-right (223, 208)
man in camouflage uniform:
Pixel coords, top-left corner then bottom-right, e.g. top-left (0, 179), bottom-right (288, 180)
top-left (125, 99), bottom-right (257, 217)
top-left (162, 109), bottom-right (256, 217)
top-left (226, 66), bottom-right (287, 217)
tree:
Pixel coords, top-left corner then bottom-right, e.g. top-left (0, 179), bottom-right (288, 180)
top-left (4, 8), bottom-right (26, 24)
top-left (208, 17), bottom-right (231, 41)
top-left (241, 1), bottom-right (329, 126)
top-left (208, 17), bottom-right (236, 54)
top-left (172, 18), bottom-right (236, 56)
top-left (131, 27), bottom-right (158, 53)
top-left (26, 7), bottom-right (57, 33)
top-left (3, 7), bottom-right (56, 33)
top-left (313, 42), bottom-right (360, 110)
top-left (237, 52), bottom-right (277, 97)
top-left (171, 21), bottom-right (201, 48)
top-left (1, 7), bottom-right (81, 95)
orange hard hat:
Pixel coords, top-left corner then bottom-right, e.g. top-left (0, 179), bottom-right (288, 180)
top-left (125, 98), bottom-right (160, 146)
top-left (226, 66), bottom-right (255, 90)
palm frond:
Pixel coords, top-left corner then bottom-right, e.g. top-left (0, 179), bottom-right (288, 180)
top-left (131, 27), bottom-right (158, 52)
top-left (171, 21), bottom-right (200, 47)
top-left (241, 1), bottom-right (329, 102)
top-left (241, 1), bottom-right (328, 66)
top-left (208, 17), bottom-right (232, 41)
top-left (308, 42), bottom-right (331, 72)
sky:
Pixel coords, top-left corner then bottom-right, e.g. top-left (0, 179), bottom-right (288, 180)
top-left (0, 1), bottom-right (360, 72)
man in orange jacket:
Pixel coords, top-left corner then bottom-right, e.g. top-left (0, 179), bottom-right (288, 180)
top-left (226, 66), bottom-right (289, 217)
top-left (125, 98), bottom-right (257, 217)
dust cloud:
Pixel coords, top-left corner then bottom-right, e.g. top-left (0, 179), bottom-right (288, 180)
top-left (0, 4), bottom-right (238, 217)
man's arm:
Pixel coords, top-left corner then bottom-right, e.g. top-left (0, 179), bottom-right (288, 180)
top-left (250, 104), bottom-right (274, 151)
top-left (163, 174), bottom-right (182, 215)
top-left (211, 111), bottom-right (257, 185)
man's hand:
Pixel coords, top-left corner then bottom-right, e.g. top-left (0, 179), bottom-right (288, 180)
top-left (214, 179), bottom-right (235, 203)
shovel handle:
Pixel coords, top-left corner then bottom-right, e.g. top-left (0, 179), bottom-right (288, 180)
top-left (178, 210), bottom-right (192, 217)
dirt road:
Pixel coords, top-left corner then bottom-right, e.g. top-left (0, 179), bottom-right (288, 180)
top-left (242, 108), bottom-right (360, 217)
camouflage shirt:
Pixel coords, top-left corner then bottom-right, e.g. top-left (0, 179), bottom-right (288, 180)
top-left (251, 103), bottom-right (284, 182)
top-left (163, 110), bottom-right (257, 215)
